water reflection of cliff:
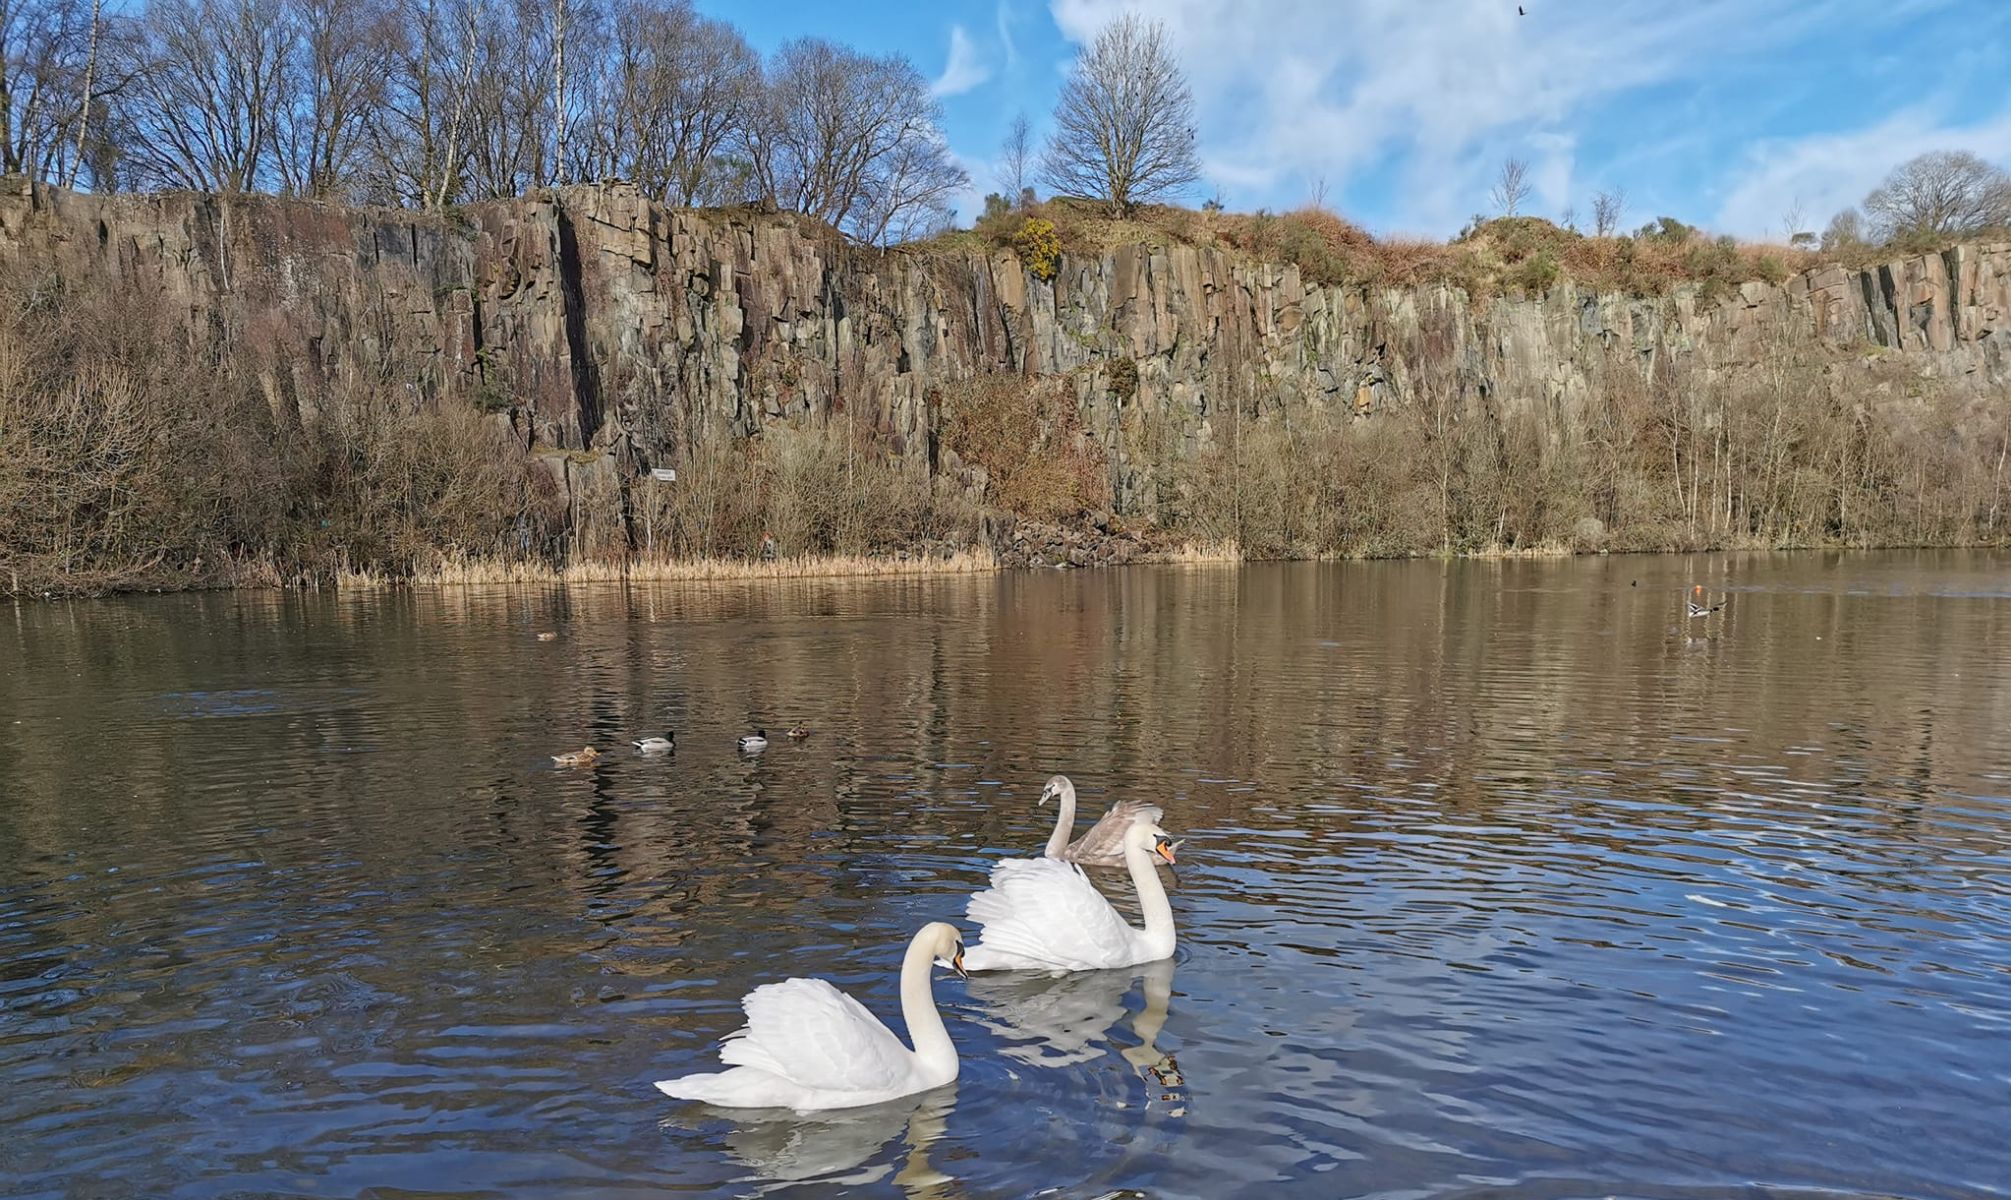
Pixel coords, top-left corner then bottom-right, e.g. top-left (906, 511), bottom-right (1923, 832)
top-left (4, 555), bottom-right (2007, 988)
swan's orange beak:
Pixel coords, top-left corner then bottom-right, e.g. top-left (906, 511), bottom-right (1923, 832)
top-left (952, 948), bottom-right (967, 979)
top-left (1154, 838), bottom-right (1178, 865)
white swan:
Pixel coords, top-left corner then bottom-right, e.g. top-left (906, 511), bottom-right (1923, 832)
top-left (964, 818), bottom-right (1178, 972)
top-left (1038, 774), bottom-right (1164, 867)
top-left (654, 923), bottom-right (965, 1111)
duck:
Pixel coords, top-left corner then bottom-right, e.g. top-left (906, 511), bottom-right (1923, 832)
top-left (738, 729), bottom-right (769, 752)
top-left (633, 732), bottom-right (676, 754)
top-left (536, 631), bottom-right (558, 641)
top-left (786, 725), bottom-right (813, 740)
top-left (963, 817), bottom-right (1179, 972)
top-left (1037, 774), bottom-right (1166, 868)
top-left (653, 922), bottom-right (966, 1111)
top-left (1686, 584), bottom-right (1726, 618)
top-left (551, 746), bottom-right (601, 767)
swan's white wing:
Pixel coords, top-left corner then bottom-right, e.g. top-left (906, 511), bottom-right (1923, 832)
top-left (716, 978), bottom-right (912, 1093)
top-left (1064, 799), bottom-right (1164, 864)
top-left (965, 857), bottom-right (1137, 969)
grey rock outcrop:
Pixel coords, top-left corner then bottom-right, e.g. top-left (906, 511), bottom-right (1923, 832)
top-left (3, 180), bottom-right (2004, 526)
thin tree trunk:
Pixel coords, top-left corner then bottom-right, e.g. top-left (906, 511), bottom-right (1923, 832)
top-left (433, 0), bottom-right (482, 208)
top-left (66, 0), bottom-right (103, 189)
top-left (1988, 431), bottom-right (2008, 535)
top-left (551, 0), bottom-right (567, 185)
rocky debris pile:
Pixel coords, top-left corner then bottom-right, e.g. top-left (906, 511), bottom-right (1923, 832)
top-left (992, 511), bottom-right (1165, 569)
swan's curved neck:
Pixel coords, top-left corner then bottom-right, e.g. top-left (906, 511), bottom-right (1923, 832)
top-left (1124, 840), bottom-right (1178, 960)
top-left (1041, 782), bottom-right (1077, 858)
top-left (899, 932), bottom-right (958, 1084)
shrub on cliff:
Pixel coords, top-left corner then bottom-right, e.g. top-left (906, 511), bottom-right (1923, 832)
top-left (942, 372), bottom-right (1108, 521)
top-left (1013, 217), bottom-right (1062, 281)
top-left (0, 267), bottom-right (565, 595)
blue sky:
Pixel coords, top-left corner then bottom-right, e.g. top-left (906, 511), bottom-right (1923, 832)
top-left (702, 0), bottom-right (2011, 239)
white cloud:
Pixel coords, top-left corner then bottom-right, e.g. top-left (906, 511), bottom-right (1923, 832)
top-left (932, 26), bottom-right (992, 98)
top-left (1045, 0), bottom-right (1826, 232)
top-left (1713, 109), bottom-right (2011, 238)
top-left (996, 1), bottom-right (1020, 68)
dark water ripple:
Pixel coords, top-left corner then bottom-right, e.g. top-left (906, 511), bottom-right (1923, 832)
top-left (2, 552), bottom-right (2009, 1199)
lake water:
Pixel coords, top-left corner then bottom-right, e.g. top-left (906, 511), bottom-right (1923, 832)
top-left (3, 553), bottom-right (2008, 1199)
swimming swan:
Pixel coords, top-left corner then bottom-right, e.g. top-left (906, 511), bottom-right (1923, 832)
top-left (654, 923), bottom-right (966, 1111)
top-left (1038, 774), bottom-right (1165, 867)
top-left (964, 819), bottom-right (1178, 972)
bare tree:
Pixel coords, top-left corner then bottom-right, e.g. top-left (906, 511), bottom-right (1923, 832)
top-left (3, 0), bottom-right (98, 180)
top-left (1862, 150), bottom-right (2011, 241)
top-left (1559, 203), bottom-right (1576, 232)
top-left (997, 109), bottom-right (1030, 202)
top-left (458, 0), bottom-right (559, 198)
top-left (277, 0), bottom-right (392, 198)
top-left (591, 0), bottom-right (757, 203)
top-left (1040, 13), bottom-right (1198, 215)
top-left (1821, 207), bottom-right (1865, 252)
top-left (65, 0), bottom-right (100, 184)
top-left (550, 0), bottom-right (568, 183)
top-left (744, 37), bottom-right (964, 240)
top-left (1592, 187), bottom-right (1625, 237)
top-left (1490, 156), bottom-right (1530, 217)
top-left (857, 123), bottom-right (964, 244)
top-left (1779, 195), bottom-right (1807, 243)
top-left (121, 0), bottom-right (297, 192)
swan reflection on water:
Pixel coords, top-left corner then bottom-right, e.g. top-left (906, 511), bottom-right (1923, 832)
top-left (962, 957), bottom-right (1182, 1110)
top-left (665, 1083), bottom-right (960, 1195)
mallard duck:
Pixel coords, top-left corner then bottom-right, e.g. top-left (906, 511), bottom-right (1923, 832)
top-left (552, 746), bottom-right (601, 767)
top-left (738, 730), bottom-right (769, 753)
top-left (536, 631), bottom-right (558, 641)
top-left (786, 725), bottom-right (813, 740)
top-left (633, 733), bottom-right (676, 754)
top-left (1687, 584), bottom-right (1726, 618)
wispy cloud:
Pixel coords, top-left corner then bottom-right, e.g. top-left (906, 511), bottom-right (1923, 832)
top-left (996, 1), bottom-right (1019, 69)
top-left (1713, 107), bottom-right (2011, 238)
top-left (932, 26), bottom-right (992, 98)
top-left (1044, 0), bottom-right (1830, 232)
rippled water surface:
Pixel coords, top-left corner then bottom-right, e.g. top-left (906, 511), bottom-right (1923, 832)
top-left (4, 553), bottom-right (2010, 1199)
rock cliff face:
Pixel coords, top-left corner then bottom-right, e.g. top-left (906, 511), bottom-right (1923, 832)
top-left (4, 181), bottom-right (2006, 523)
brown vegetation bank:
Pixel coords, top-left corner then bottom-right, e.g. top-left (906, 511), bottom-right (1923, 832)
top-left (1, 183), bottom-right (2007, 596)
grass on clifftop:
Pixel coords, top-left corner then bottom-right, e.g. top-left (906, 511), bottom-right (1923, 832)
top-left (915, 198), bottom-right (1982, 299)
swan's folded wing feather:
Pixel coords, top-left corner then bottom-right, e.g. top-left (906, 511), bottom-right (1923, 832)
top-left (1065, 799), bottom-right (1164, 862)
top-left (716, 978), bottom-right (911, 1093)
top-left (966, 857), bottom-right (1136, 969)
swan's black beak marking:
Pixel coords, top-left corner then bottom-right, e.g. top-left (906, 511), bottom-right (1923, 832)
top-left (952, 946), bottom-right (967, 980)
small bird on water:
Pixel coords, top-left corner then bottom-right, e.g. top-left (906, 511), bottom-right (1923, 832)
top-left (1686, 584), bottom-right (1726, 618)
top-left (552, 746), bottom-right (601, 767)
top-left (786, 725), bottom-right (813, 740)
top-left (634, 732), bottom-right (676, 754)
top-left (738, 729), bottom-right (770, 752)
